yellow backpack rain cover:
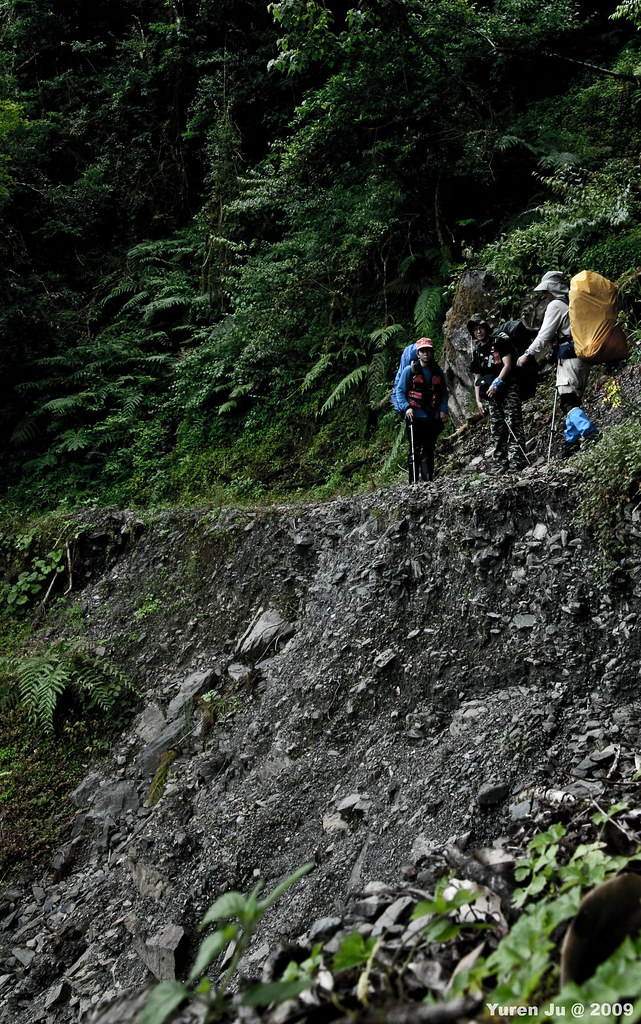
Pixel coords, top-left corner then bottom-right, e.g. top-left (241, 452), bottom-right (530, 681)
top-left (569, 270), bottom-right (628, 363)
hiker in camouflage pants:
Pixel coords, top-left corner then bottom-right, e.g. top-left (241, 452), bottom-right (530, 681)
top-left (488, 382), bottom-right (526, 473)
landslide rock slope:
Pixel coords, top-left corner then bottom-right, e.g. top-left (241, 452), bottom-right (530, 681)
top-left (2, 466), bottom-right (641, 1023)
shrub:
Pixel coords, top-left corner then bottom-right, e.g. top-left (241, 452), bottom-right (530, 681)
top-left (574, 419), bottom-right (641, 543)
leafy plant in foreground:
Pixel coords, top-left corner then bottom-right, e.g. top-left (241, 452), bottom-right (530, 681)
top-left (139, 862), bottom-right (314, 1024)
top-left (452, 812), bottom-right (637, 1013)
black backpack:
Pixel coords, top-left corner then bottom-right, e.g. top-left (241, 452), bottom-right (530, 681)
top-left (495, 320), bottom-right (539, 401)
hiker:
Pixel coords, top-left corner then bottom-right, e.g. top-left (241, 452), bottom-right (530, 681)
top-left (393, 337), bottom-right (448, 483)
top-left (468, 314), bottom-right (527, 474)
top-left (516, 271), bottom-right (597, 442)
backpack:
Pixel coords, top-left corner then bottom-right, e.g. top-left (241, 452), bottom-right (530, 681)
top-left (494, 320), bottom-right (539, 400)
top-left (569, 271), bottom-right (629, 364)
top-left (391, 343), bottom-right (416, 415)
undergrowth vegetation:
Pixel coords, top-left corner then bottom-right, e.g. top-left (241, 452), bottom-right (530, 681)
top-left (140, 809), bottom-right (641, 1024)
top-left (574, 376), bottom-right (641, 552)
top-left (0, 655), bottom-right (138, 875)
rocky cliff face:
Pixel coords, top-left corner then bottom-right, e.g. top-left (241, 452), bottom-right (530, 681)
top-left (1, 467), bottom-right (641, 1023)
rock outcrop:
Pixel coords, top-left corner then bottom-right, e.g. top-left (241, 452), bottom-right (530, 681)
top-left (442, 269), bottom-right (496, 424)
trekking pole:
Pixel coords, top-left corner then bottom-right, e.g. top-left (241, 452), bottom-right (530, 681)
top-left (547, 387), bottom-right (559, 466)
top-left (409, 419), bottom-right (417, 484)
top-left (489, 398), bottom-right (531, 466)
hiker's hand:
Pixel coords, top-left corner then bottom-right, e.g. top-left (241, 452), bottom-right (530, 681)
top-left (477, 402), bottom-right (486, 414)
top-left (516, 354), bottom-right (528, 368)
top-left (406, 408), bottom-right (414, 423)
top-left (440, 411), bottom-right (448, 423)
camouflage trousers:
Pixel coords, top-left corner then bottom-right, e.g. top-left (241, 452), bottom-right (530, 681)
top-left (488, 384), bottom-right (526, 470)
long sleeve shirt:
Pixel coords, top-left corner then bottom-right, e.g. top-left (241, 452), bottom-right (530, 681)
top-left (524, 298), bottom-right (571, 360)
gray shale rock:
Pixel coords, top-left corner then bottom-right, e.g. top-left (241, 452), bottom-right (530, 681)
top-left (3, 475), bottom-right (641, 1024)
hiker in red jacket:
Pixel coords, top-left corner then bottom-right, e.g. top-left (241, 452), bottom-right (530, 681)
top-left (393, 338), bottom-right (448, 482)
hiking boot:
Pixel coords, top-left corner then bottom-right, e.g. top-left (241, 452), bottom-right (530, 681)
top-left (581, 430), bottom-right (602, 449)
top-left (561, 440), bottom-right (580, 459)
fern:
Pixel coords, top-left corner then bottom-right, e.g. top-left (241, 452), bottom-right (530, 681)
top-left (6, 654), bottom-right (72, 733)
top-left (367, 348), bottom-right (391, 403)
top-left (319, 364), bottom-right (368, 415)
top-left (119, 290), bottom-right (150, 313)
top-left (217, 399), bottom-right (239, 415)
top-left (301, 352), bottom-right (333, 392)
top-left (413, 286), bottom-right (445, 339)
top-left (40, 395), bottom-right (84, 414)
top-left (369, 323), bottom-right (404, 349)
top-left (100, 281), bottom-right (137, 306)
top-left (495, 134), bottom-right (535, 153)
top-left (0, 645), bottom-right (137, 734)
top-left (381, 420), bottom-right (407, 473)
top-left (217, 381), bottom-right (254, 414)
top-left (9, 416), bottom-right (41, 446)
top-left (143, 295), bottom-right (191, 325)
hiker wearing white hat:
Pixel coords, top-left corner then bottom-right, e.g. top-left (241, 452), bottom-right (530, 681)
top-left (516, 270), bottom-right (589, 402)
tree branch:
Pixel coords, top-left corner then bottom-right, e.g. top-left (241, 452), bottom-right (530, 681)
top-left (546, 51), bottom-right (640, 82)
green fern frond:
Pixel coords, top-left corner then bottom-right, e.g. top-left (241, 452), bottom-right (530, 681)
top-left (0, 647), bottom-right (137, 734)
top-left (127, 238), bottom-right (194, 266)
top-left (120, 392), bottom-right (146, 417)
top-left (142, 295), bottom-right (191, 324)
top-left (367, 349), bottom-right (391, 403)
top-left (10, 417), bottom-right (40, 446)
top-left (120, 290), bottom-right (150, 313)
top-left (141, 353), bottom-right (174, 365)
top-left (228, 383), bottom-right (254, 399)
top-left (381, 420), bottom-right (407, 473)
top-left (368, 323), bottom-right (404, 350)
top-left (319, 364), bottom-right (367, 416)
top-left (413, 286), bottom-right (444, 339)
top-left (40, 395), bottom-right (85, 414)
top-left (21, 452), bottom-right (58, 472)
top-left (217, 399), bottom-right (238, 415)
top-left (14, 654), bottom-right (71, 733)
top-left (100, 282), bottom-right (137, 306)
top-left (495, 134), bottom-right (535, 153)
top-left (301, 353), bottom-right (333, 392)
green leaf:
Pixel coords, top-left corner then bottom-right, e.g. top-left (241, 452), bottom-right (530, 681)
top-left (333, 931), bottom-right (378, 971)
top-left (188, 925), bottom-right (237, 983)
top-left (137, 981), bottom-right (188, 1024)
top-left (200, 891), bottom-right (248, 926)
top-left (241, 977), bottom-right (314, 1007)
top-left (256, 862), bottom-right (314, 913)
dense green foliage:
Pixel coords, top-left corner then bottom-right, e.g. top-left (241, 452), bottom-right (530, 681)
top-left (1, 0), bottom-right (641, 508)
